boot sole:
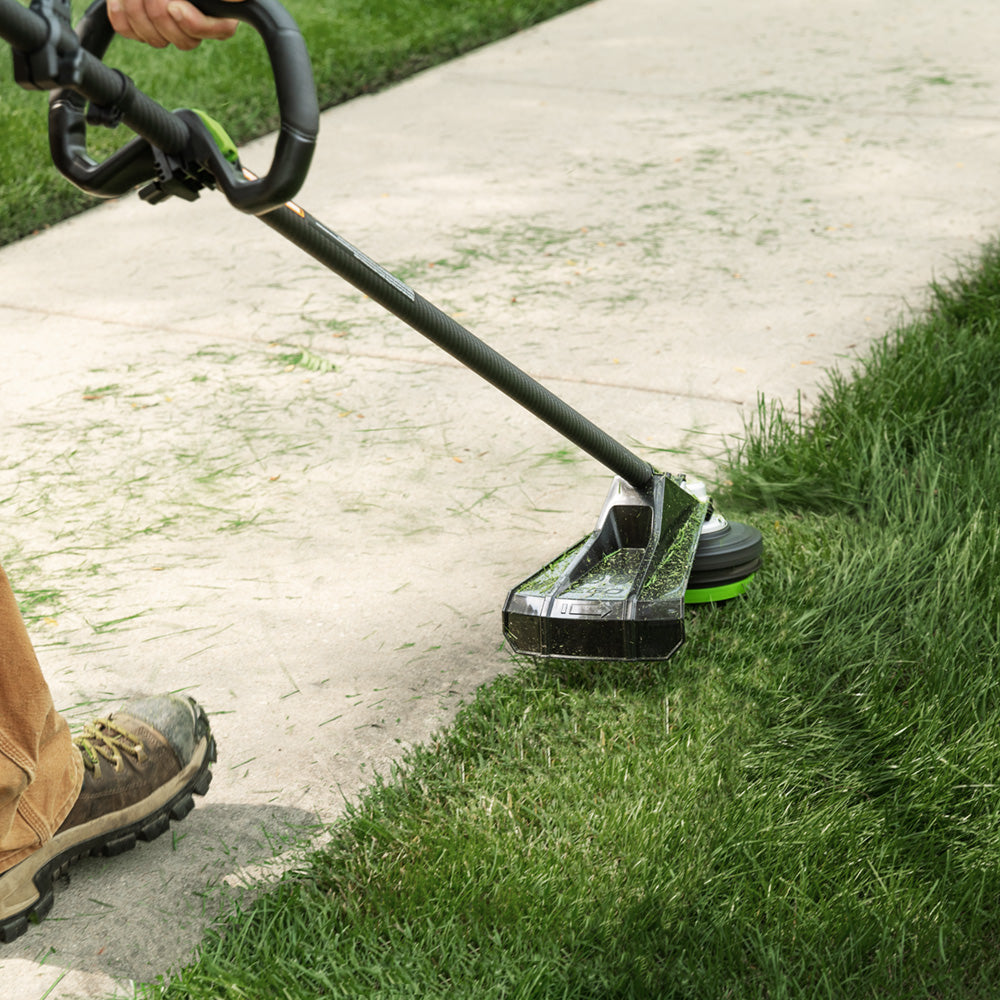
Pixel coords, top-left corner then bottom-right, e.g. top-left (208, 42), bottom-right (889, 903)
top-left (0, 705), bottom-right (217, 944)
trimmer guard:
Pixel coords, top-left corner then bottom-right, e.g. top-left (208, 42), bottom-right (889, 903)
top-left (503, 474), bottom-right (708, 660)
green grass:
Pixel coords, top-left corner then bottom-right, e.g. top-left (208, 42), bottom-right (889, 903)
top-left (132, 243), bottom-right (1000, 997)
top-left (0, 0), bottom-right (590, 245)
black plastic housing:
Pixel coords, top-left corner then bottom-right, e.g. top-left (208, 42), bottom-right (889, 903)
top-left (503, 475), bottom-right (708, 661)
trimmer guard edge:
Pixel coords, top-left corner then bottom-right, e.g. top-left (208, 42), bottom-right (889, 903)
top-left (503, 474), bottom-right (708, 661)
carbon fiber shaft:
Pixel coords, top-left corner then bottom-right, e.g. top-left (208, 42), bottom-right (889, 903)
top-left (261, 203), bottom-right (656, 492)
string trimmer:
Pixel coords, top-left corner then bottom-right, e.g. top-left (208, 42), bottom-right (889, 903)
top-left (1, 0), bottom-right (762, 661)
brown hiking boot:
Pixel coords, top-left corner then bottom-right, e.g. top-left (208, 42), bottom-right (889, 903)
top-left (0, 694), bottom-right (216, 943)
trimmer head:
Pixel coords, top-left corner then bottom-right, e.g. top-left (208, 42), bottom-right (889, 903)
top-left (503, 476), bottom-right (763, 661)
top-left (683, 480), bottom-right (763, 605)
top-left (503, 474), bottom-right (708, 660)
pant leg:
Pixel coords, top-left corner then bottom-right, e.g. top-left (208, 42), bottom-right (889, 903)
top-left (0, 562), bottom-right (83, 875)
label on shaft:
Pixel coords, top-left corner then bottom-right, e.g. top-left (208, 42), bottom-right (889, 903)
top-left (314, 220), bottom-right (416, 302)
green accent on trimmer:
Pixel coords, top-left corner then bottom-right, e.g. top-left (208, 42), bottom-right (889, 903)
top-left (685, 573), bottom-right (756, 605)
top-left (190, 108), bottom-right (239, 164)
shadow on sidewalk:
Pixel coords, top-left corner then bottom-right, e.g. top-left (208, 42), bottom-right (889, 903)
top-left (3, 801), bottom-right (323, 986)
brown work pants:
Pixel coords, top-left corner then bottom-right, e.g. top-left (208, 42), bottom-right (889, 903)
top-left (0, 562), bottom-right (82, 875)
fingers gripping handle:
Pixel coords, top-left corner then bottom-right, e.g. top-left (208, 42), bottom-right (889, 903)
top-left (41, 0), bottom-right (318, 214)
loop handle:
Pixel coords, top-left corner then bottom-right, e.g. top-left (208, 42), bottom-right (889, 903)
top-left (185, 0), bottom-right (318, 212)
top-left (45, 0), bottom-right (318, 214)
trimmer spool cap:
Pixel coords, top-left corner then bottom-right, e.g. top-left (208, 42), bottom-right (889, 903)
top-left (682, 480), bottom-right (763, 604)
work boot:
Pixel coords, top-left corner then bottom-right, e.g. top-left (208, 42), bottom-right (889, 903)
top-left (0, 694), bottom-right (216, 943)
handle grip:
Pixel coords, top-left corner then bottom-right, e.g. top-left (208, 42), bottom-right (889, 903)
top-left (38, 0), bottom-right (318, 213)
top-left (181, 0), bottom-right (319, 212)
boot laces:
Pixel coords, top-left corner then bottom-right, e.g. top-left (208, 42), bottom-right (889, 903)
top-left (75, 717), bottom-right (147, 775)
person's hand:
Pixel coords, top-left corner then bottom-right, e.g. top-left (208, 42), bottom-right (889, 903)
top-left (107, 0), bottom-right (244, 50)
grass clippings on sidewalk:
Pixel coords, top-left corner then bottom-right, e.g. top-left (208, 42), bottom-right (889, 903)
top-left (0, 0), bottom-right (590, 246)
top-left (135, 242), bottom-right (1000, 999)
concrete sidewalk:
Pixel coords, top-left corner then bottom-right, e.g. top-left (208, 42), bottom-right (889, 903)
top-left (2, 0), bottom-right (999, 994)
